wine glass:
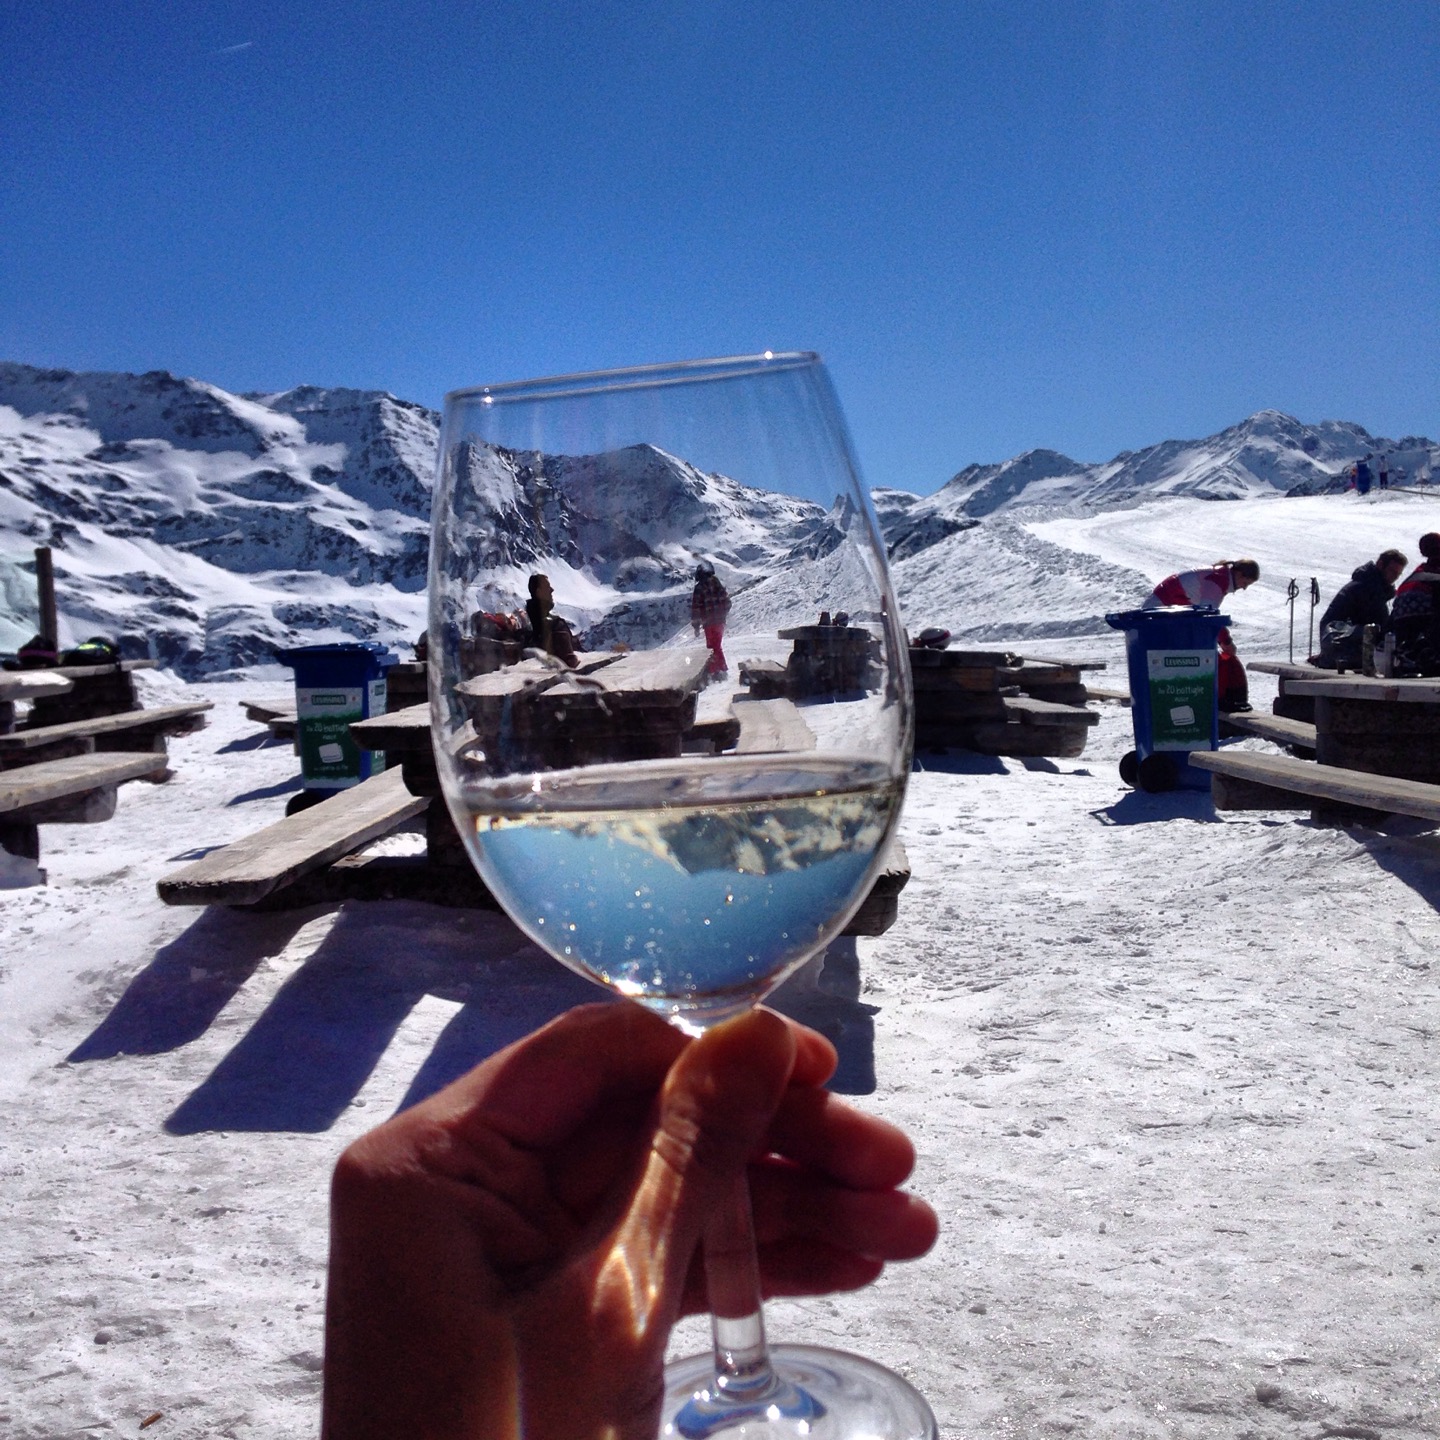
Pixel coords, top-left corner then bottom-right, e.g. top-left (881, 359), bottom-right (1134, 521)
top-left (427, 353), bottom-right (932, 1438)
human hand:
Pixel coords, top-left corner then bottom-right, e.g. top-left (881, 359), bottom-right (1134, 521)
top-left (321, 1003), bottom-right (935, 1440)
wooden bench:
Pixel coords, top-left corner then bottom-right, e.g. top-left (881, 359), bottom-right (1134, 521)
top-left (845, 841), bottom-right (911, 935)
top-left (1217, 711), bottom-right (1317, 755)
top-left (0, 701), bottom-right (212, 768)
top-left (1, 671), bottom-right (74, 737)
top-left (242, 698), bottom-right (297, 740)
top-left (1246, 659), bottom-right (1338, 724)
top-left (1083, 685), bottom-right (1131, 706)
top-left (731, 697), bottom-right (818, 753)
top-left (157, 766), bottom-right (428, 907)
top-left (0, 750), bottom-right (171, 860)
top-left (1189, 749), bottom-right (1440, 824)
top-left (23, 658), bottom-right (159, 728)
top-left (999, 695), bottom-right (1100, 728)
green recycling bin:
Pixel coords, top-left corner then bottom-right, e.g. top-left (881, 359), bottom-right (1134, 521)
top-left (275, 643), bottom-right (397, 799)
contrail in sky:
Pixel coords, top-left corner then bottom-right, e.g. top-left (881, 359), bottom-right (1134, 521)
top-left (215, 41), bottom-right (253, 54)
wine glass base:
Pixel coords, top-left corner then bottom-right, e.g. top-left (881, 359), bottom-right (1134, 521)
top-left (662, 1344), bottom-right (937, 1439)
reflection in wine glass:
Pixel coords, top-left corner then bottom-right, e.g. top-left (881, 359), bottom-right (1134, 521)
top-left (429, 354), bottom-right (932, 1437)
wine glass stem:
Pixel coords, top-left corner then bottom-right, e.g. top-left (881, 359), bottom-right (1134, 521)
top-left (704, 1171), bottom-right (776, 1400)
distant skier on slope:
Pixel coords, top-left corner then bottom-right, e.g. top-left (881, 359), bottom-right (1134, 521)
top-left (690, 561), bottom-right (731, 678)
top-left (1143, 559), bottom-right (1260, 712)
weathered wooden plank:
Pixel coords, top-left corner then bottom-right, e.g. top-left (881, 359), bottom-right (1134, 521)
top-left (45, 658), bottom-right (159, 678)
top-left (912, 692), bottom-right (1007, 722)
top-left (1084, 685), bottom-right (1132, 705)
top-left (1014, 654), bottom-right (1109, 670)
top-left (1210, 770), bottom-right (1311, 810)
top-left (908, 648), bottom-right (1018, 669)
top-left (731, 697), bottom-right (818, 754)
top-left (1218, 712), bottom-right (1316, 751)
top-left (0, 751), bottom-right (169, 815)
top-left (157, 766), bottom-right (428, 906)
top-left (1001, 695), bottom-right (1100, 727)
top-left (574, 648), bottom-right (710, 706)
top-left (351, 702), bottom-right (430, 752)
top-left (1189, 749), bottom-right (1440, 822)
top-left (682, 715), bottom-right (743, 752)
top-left (965, 721), bottom-right (1089, 758)
top-left (1, 701), bottom-right (212, 750)
top-left (1285, 675), bottom-right (1440, 702)
top-left (242, 699), bottom-right (294, 724)
top-left (0, 672), bottom-right (74, 702)
top-left (1246, 660), bottom-right (1337, 679)
top-left (911, 666), bottom-right (1005, 693)
top-left (1003, 664), bottom-right (1082, 686)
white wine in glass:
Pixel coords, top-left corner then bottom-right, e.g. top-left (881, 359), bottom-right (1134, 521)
top-left (429, 353), bottom-right (933, 1438)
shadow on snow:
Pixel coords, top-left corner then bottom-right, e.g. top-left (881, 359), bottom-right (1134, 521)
top-left (67, 899), bottom-right (879, 1134)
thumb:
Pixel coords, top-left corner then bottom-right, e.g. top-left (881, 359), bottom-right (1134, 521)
top-left (613, 1009), bottom-right (796, 1323)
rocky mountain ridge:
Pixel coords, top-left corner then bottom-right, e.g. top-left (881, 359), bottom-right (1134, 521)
top-left (1, 362), bottom-right (1433, 672)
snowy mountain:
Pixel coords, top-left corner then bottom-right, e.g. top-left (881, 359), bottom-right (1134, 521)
top-left (2, 361), bottom-right (1434, 673)
top-left (0, 364), bottom-right (440, 672)
top-left (880, 410), bottom-right (1438, 532)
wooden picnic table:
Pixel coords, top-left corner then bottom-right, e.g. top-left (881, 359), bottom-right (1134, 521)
top-left (0, 701), bottom-right (213, 768)
top-left (0, 671), bottom-right (74, 702)
top-left (23, 658), bottom-right (159, 728)
top-left (1, 750), bottom-right (171, 863)
top-left (1245, 658), bottom-right (1337, 724)
top-left (1281, 673), bottom-right (1440, 784)
top-left (0, 671), bottom-right (74, 735)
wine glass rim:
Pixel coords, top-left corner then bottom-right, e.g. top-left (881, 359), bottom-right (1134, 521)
top-left (445, 351), bottom-right (821, 406)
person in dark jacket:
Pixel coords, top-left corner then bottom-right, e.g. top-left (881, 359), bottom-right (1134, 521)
top-left (1316, 549), bottom-right (1407, 669)
top-left (525, 573), bottom-right (579, 668)
top-left (1387, 535), bottom-right (1440, 675)
top-left (689, 561), bottom-right (731, 677)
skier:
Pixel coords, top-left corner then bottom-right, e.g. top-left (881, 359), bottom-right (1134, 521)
top-left (1143, 559), bottom-right (1260, 712)
top-left (1315, 549), bottom-right (1407, 670)
top-left (1387, 535), bottom-right (1440, 676)
top-left (689, 561), bottom-right (731, 677)
top-left (1355, 457), bottom-right (1373, 496)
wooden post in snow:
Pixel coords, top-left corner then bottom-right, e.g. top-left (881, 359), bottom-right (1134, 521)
top-left (34, 547), bottom-right (57, 650)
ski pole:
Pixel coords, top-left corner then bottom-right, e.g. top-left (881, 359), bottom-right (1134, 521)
top-left (1286, 578), bottom-right (1299, 662)
top-left (1308, 578), bottom-right (1320, 658)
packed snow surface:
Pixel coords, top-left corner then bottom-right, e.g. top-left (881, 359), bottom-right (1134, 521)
top-left (6, 484), bottom-right (1440, 1438)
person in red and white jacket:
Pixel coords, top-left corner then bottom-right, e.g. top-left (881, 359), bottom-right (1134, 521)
top-left (1143, 559), bottom-right (1260, 712)
top-left (1143, 559), bottom-right (1259, 609)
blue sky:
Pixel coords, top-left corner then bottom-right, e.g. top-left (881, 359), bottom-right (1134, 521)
top-left (2, 1), bottom-right (1435, 493)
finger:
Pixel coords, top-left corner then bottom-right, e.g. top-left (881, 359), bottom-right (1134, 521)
top-left (748, 1168), bottom-right (940, 1261)
top-left (678, 1242), bottom-right (887, 1313)
top-left (607, 1008), bottom-right (797, 1324)
top-left (770, 1010), bottom-right (837, 1088)
top-left (432, 1002), bottom-right (689, 1150)
top-left (764, 1086), bottom-right (918, 1191)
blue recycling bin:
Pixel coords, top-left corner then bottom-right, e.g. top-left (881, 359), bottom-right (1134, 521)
top-left (1104, 606), bottom-right (1230, 792)
top-left (275, 643), bottom-right (397, 799)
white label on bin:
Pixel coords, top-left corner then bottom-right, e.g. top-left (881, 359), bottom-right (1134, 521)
top-left (1169, 704), bottom-right (1196, 727)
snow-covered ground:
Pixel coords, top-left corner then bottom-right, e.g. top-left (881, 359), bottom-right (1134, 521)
top-left (5, 490), bottom-right (1440, 1438)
